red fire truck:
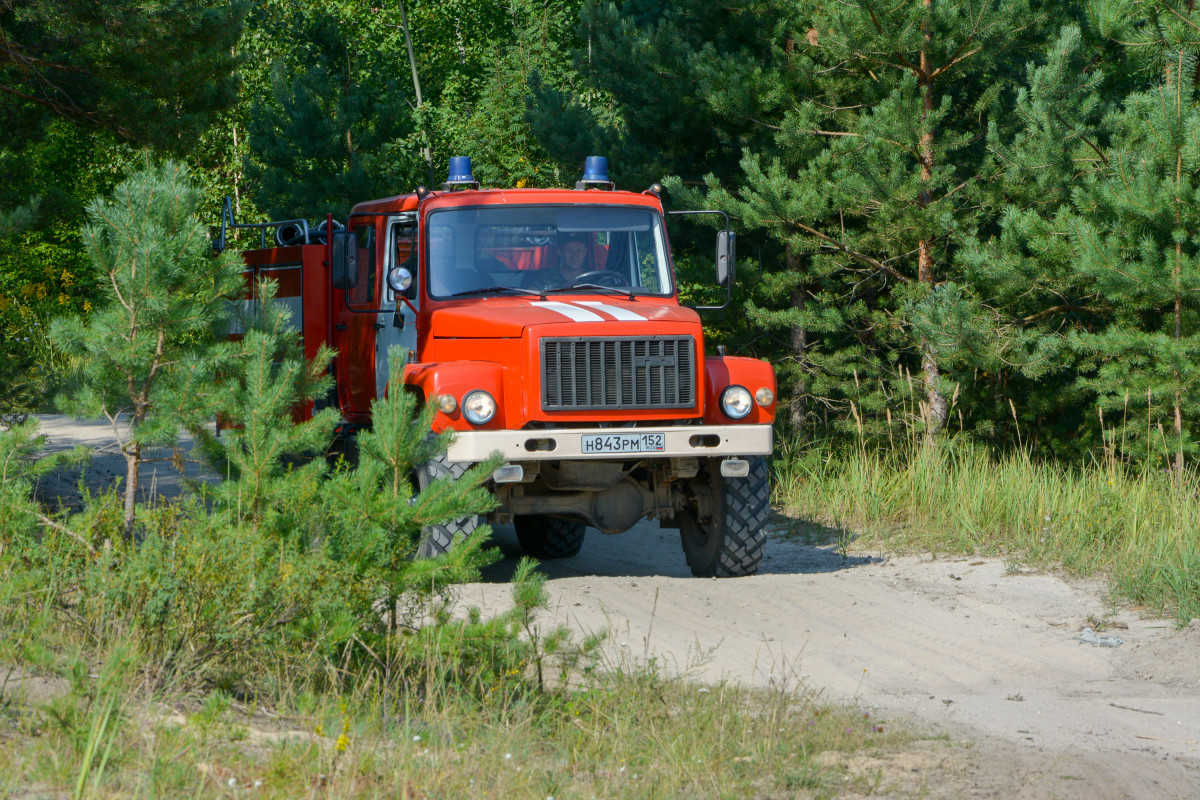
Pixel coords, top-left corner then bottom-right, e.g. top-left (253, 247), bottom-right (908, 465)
top-left (217, 157), bottom-right (776, 576)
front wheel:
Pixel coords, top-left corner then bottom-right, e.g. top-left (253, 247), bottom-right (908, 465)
top-left (414, 450), bottom-right (485, 558)
top-left (514, 515), bottom-right (587, 559)
top-left (679, 456), bottom-right (769, 577)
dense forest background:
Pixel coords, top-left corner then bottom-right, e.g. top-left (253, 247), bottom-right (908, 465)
top-left (5, 0), bottom-right (1200, 470)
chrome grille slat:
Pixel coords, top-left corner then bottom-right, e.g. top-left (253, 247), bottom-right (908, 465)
top-left (542, 336), bottom-right (696, 411)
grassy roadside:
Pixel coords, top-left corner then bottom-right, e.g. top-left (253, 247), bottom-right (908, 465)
top-left (774, 439), bottom-right (1200, 623)
top-left (0, 628), bottom-right (911, 799)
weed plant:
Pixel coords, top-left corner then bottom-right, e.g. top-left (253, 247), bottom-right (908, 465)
top-left (775, 435), bottom-right (1200, 622)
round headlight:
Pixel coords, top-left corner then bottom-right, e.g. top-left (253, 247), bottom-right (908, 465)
top-left (387, 266), bottom-right (413, 293)
top-left (462, 390), bottom-right (497, 425)
top-left (437, 394), bottom-right (458, 414)
top-left (720, 385), bottom-right (753, 419)
top-left (755, 387), bottom-right (775, 407)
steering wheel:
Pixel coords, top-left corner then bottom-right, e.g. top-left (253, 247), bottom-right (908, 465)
top-left (566, 270), bottom-right (626, 288)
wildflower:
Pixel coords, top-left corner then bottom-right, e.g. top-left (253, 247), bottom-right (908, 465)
top-left (412, 735), bottom-right (421, 742)
top-left (58, 293), bottom-right (69, 305)
top-left (336, 733), bottom-right (349, 752)
top-left (83, 300), bottom-right (92, 312)
top-left (314, 723), bottom-right (325, 737)
top-left (504, 753), bottom-right (512, 760)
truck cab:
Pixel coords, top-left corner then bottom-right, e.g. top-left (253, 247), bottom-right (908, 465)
top-left (221, 156), bottom-right (776, 576)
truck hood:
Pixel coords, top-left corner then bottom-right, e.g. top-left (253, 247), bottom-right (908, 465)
top-left (429, 298), bottom-right (700, 339)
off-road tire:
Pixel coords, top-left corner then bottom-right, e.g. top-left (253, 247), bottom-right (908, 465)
top-left (679, 456), bottom-right (768, 577)
top-left (514, 515), bottom-right (587, 559)
top-left (414, 451), bottom-right (484, 558)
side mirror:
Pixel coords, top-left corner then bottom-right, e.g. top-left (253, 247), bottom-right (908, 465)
top-left (331, 231), bottom-right (359, 290)
top-left (716, 230), bottom-right (736, 287)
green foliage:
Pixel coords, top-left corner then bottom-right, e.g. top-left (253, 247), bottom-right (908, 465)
top-left (244, 6), bottom-right (416, 219)
top-left (0, 0), bottom-right (246, 153)
top-left (0, 419), bottom-right (86, 541)
top-left (0, 338), bottom-right (538, 695)
top-left (178, 278), bottom-right (339, 527)
top-left (48, 162), bottom-right (243, 536)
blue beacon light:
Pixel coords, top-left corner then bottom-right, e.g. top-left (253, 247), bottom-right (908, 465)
top-left (576, 155), bottom-right (615, 190)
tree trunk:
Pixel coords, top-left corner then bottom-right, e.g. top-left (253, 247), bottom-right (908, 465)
top-left (1175, 175), bottom-right (1184, 479)
top-left (1173, 52), bottom-right (1184, 479)
top-left (123, 440), bottom-right (140, 541)
top-left (918, 0), bottom-right (948, 434)
top-left (787, 246), bottom-right (808, 435)
top-left (397, 0), bottom-right (435, 184)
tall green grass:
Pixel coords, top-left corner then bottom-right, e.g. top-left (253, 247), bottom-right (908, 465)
top-left (774, 438), bottom-right (1200, 622)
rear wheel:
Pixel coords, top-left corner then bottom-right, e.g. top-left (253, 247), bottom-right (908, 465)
top-left (679, 456), bottom-right (769, 577)
top-left (414, 450), bottom-right (485, 558)
top-left (514, 515), bottom-right (587, 559)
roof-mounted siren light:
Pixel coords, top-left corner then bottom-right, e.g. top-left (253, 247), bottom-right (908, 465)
top-left (576, 155), bottom-right (616, 190)
top-left (441, 156), bottom-right (480, 191)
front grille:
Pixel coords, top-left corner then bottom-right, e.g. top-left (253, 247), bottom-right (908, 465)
top-left (541, 336), bottom-right (696, 410)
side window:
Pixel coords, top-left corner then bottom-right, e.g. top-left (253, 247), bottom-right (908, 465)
top-left (391, 218), bottom-right (416, 297)
top-left (349, 222), bottom-right (376, 305)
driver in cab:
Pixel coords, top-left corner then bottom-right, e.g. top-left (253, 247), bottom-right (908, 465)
top-left (524, 233), bottom-right (591, 290)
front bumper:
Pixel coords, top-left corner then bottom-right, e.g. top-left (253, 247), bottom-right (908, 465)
top-left (444, 424), bottom-right (773, 464)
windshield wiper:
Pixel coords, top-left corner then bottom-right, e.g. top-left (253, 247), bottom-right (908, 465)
top-left (446, 285), bottom-right (546, 298)
top-left (542, 284), bottom-right (636, 300)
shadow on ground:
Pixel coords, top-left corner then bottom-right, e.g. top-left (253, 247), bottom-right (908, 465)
top-left (477, 509), bottom-right (882, 584)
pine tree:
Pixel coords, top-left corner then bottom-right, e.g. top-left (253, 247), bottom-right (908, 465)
top-left (1071, 26), bottom-right (1200, 471)
top-left (245, 9), bottom-right (415, 220)
top-left (172, 278), bottom-right (339, 532)
top-left (323, 349), bottom-right (503, 635)
top-left (49, 162), bottom-right (243, 539)
top-left (0, 0), bottom-right (246, 153)
top-left (660, 0), bottom-right (1059, 440)
top-left (950, 24), bottom-right (1109, 452)
top-left (964, 3), bottom-right (1200, 466)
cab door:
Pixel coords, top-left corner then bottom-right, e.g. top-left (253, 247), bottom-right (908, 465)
top-left (376, 213), bottom-right (417, 398)
top-left (336, 216), bottom-right (382, 421)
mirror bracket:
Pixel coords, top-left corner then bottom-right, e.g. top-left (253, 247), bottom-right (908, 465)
top-left (666, 209), bottom-right (735, 311)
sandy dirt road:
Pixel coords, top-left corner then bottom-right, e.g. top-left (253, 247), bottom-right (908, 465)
top-left (470, 519), bottom-right (1200, 798)
top-left (27, 416), bottom-right (1200, 797)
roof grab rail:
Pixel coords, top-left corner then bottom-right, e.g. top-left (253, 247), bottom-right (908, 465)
top-left (214, 196), bottom-right (330, 252)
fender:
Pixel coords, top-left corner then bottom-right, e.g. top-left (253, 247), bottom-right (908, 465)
top-left (403, 361), bottom-right (507, 432)
top-left (702, 356), bottom-right (777, 425)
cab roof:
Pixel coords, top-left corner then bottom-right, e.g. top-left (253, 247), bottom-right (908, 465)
top-left (349, 187), bottom-right (663, 217)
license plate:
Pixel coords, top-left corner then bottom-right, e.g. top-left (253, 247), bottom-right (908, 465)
top-left (580, 432), bottom-right (666, 454)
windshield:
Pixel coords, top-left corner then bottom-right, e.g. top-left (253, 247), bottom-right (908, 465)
top-left (425, 205), bottom-right (672, 299)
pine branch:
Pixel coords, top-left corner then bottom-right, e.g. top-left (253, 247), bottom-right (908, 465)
top-left (809, 129), bottom-right (909, 149)
top-left (787, 220), bottom-right (912, 284)
top-left (1015, 303), bottom-right (1112, 325)
top-left (929, 46), bottom-right (983, 80)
